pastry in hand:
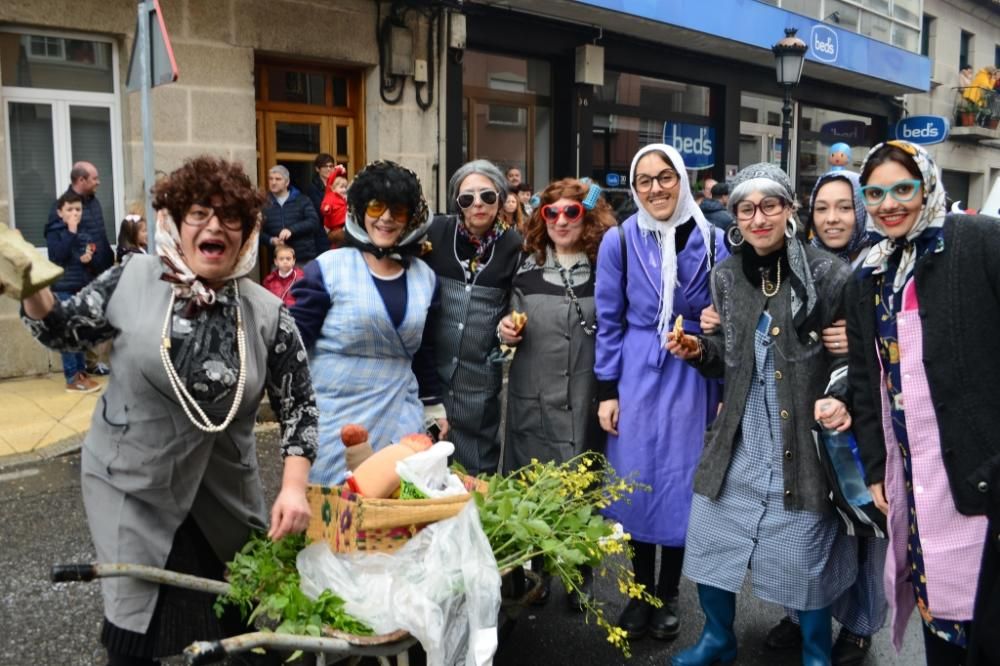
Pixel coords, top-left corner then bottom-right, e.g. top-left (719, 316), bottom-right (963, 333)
top-left (672, 314), bottom-right (699, 353)
top-left (510, 310), bottom-right (528, 334)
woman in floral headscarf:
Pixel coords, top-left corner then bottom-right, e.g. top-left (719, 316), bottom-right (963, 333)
top-left (17, 155), bottom-right (317, 665)
top-left (837, 140), bottom-right (1000, 666)
top-left (291, 160), bottom-right (447, 486)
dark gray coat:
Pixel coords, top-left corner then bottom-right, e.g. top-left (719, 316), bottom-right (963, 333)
top-left (694, 245), bottom-right (851, 512)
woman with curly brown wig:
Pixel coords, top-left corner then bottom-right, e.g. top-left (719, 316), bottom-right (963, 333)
top-left (18, 155), bottom-right (318, 666)
top-left (497, 178), bottom-right (614, 607)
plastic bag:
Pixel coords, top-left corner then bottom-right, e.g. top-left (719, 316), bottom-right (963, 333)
top-left (297, 501), bottom-right (501, 666)
top-left (396, 441), bottom-right (468, 498)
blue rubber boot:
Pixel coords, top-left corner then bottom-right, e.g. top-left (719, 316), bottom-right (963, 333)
top-left (670, 585), bottom-right (737, 666)
top-left (798, 606), bottom-right (833, 666)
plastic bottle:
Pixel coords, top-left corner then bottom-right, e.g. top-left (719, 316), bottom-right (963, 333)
top-left (821, 429), bottom-right (871, 507)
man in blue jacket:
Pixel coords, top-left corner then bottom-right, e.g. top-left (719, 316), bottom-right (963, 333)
top-left (261, 165), bottom-right (323, 265)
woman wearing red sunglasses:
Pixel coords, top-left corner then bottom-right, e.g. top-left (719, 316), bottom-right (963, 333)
top-left (498, 178), bottom-right (615, 608)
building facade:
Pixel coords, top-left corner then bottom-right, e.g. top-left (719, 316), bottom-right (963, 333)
top-left (0, 0), bottom-right (933, 379)
top-left (906, 0), bottom-right (1000, 210)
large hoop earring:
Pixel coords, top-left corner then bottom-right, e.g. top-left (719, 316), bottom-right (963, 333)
top-left (785, 218), bottom-right (797, 239)
top-left (726, 225), bottom-right (745, 247)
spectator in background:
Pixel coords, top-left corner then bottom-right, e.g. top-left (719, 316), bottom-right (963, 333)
top-left (264, 245), bottom-right (303, 308)
top-left (306, 153), bottom-right (336, 216)
top-left (959, 64), bottom-right (974, 89)
top-left (261, 165), bottom-right (322, 266)
top-left (700, 181), bottom-right (734, 233)
top-left (47, 160), bottom-right (114, 378)
top-left (506, 166), bottom-right (523, 189)
top-left (516, 182), bottom-right (535, 217)
top-left (702, 177), bottom-right (718, 201)
top-left (320, 165), bottom-right (349, 248)
top-left (499, 191), bottom-right (524, 233)
top-left (115, 213), bottom-right (148, 264)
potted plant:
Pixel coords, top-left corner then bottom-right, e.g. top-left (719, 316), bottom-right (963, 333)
top-left (957, 100), bottom-right (978, 127)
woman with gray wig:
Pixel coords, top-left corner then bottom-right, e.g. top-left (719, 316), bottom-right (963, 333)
top-left (667, 162), bottom-right (856, 666)
top-left (422, 159), bottom-right (523, 474)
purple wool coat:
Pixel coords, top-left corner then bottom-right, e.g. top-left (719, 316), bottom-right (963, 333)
top-left (594, 215), bottom-right (726, 546)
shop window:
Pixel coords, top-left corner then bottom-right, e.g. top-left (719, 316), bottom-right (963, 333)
top-left (825, 1), bottom-right (860, 30)
top-left (797, 105), bottom-right (874, 204)
top-left (462, 51), bottom-right (551, 189)
top-left (892, 0), bottom-right (921, 27)
top-left (861, 0), bottom-right (891, 17)
top-left (892, 24), bottom-right (919, 52)
top-left (860, 11), bottom-right (891, 43)
top-left (596, 71), bottom-right (709, 117)
top-left (1, 29), bottom-right (121, 246)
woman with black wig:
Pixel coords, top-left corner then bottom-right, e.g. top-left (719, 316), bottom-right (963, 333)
top-left (291, 161), bottom-right (448, 485)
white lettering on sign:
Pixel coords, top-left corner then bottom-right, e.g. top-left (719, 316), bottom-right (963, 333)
top-left (901, 122), bottom-right (939, 139)
top-left (670, 125), bottom-right (713, 157)
top-left (810, 25), bottom-right (838, 63)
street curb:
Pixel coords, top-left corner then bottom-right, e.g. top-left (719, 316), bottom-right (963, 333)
top-left (0, 421), bottom-right (280, 471)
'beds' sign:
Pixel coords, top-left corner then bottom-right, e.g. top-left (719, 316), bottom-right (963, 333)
top-left (894, 115), bottom-right (949, 145)
top-left (663, 122), bottom-right (716, 169)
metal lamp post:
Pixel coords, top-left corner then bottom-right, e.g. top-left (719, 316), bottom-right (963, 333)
top-left (772, 27), bottom-right (807, 174)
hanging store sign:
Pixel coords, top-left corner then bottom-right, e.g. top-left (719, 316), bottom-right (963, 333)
top-left (894, 115), bottom-right (950, 145)
top-left (662, 122), bottom-right (716, 170)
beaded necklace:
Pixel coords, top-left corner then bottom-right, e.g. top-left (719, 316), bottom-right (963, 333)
top-left (159, 281), bottom-right (247, 432)
top-left (553, 255), bottom-right (596, 336)
top-left (761, 261), bottom-right (782, 298)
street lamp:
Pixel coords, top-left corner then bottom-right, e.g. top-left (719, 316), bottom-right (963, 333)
top-left (772, 27), bottom-right (807, 174)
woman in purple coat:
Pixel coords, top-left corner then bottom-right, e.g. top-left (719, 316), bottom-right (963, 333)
top-left (594, 143), bottom-right (726, 640)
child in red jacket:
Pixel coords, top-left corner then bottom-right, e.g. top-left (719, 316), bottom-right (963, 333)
top-left (263, 245), bottom-right (304, 307)
top-left (321, 165), bottom-right (349, 248)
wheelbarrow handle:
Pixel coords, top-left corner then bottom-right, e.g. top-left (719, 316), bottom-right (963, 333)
top-left (51, 564), bottom-right (97, 583)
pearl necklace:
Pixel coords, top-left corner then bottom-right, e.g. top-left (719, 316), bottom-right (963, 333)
top-left (761, 261), bottom-right (781, 298)
top-left (159, 282), bottom-right (247, 432)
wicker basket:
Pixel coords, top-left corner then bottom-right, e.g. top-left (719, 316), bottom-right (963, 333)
top-left (306, 477), bottom-right (487, 554)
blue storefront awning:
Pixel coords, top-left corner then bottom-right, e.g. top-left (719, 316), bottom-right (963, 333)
top-left (570, 0), bottom-right (931, 92)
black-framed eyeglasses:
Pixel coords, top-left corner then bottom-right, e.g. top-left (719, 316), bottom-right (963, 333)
top-left (184, 206), bottom-right (244, 231)
top-left (734, 197), bottom-right (787, 221)
top-left (456, 189), bottom-right (499, 209)
top-left (633, 169), bottom-right (679, 193)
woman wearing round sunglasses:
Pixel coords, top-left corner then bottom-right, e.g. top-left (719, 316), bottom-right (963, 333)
top-left (594, 144), bottom-right (728, 641)
top-left (422, 159), bottom-right (524, 475)
top-left (290, 160), bottom-right (447, 486)
top-left (667, 162), bottom-right (856, 666)
top-left (498, 178), bottom-right (614, 608)
top-left (835, 141), bottom-right (999, 665)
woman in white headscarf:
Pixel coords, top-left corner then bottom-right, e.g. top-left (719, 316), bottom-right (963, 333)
top-left (594, 144), bottom-right (727, 641)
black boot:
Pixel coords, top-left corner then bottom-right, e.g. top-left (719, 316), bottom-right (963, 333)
top-left (832, 627), bottom-right (872, 666)
top-left (765, 615), bottom-right (802, 650)
top-left (649, 596), bottom-right (680, 641)
top-left (617, 598), bottom-right (653, 639)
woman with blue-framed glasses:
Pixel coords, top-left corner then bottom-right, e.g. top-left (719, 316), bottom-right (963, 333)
top-left (831, 140), bottom-right (1000, 665)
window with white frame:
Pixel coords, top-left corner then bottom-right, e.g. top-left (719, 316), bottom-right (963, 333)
top-left (0, 28), bottom-right (122, 246)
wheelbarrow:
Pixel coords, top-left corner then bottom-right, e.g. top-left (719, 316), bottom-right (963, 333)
top-left (50, 560), bottom-right (543, 665)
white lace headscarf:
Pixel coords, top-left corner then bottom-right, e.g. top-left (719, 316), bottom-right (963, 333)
top-left (628, 143), bottom-right (715, 345)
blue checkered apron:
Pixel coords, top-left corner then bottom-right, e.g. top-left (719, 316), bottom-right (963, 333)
top-left (307, 249), bottom-right (435, 486)
top-left (683, 310), bottom-right (857, 610)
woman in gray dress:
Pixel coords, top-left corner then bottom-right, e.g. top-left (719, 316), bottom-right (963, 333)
top-left (498, 178), bottom-right (613, 607)
top-left (667, 163), bottom-right (856, 666)
top-left (17, 156), bottom-right (317, 666)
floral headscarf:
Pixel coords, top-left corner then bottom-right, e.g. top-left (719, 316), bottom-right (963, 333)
top-left (859, 140), bottom-right (947, 292)
top-left (628, 143), bottom-right (714, 346)
top-left (808, 169), bottom-right (870, 262)
top-left (155, 209), bottom-right (260, 310)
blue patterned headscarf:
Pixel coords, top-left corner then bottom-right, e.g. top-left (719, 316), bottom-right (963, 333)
top-left (808, 169), bottom-right (869, 262)
top-left (859, 140), bottom-right (947, 292)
